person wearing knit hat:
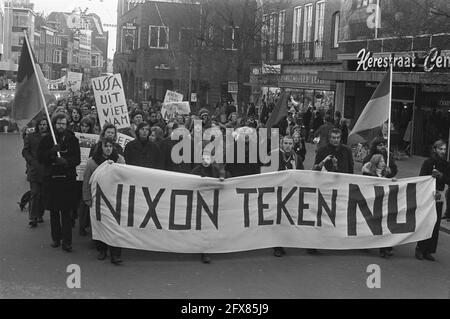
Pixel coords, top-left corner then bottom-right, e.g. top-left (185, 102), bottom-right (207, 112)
top-left (199, 108), bottom-right (212, 130)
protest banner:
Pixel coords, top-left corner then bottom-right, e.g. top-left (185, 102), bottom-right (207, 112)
top-left (75, 132), bottom-right (100, 181)
top-left (66, 72), bottom-right (83, 92)
top-left (116, 132), bottom-right (135, 150)
top-left (163, 90), bottom-right (183, 104)
top-left (161, 101), bottom-right (191, 121)
top-left (47, 76), bottom-right (66, 91)
top-left (89, 163), bottom-right (437, 253)
top-left (91, 74), bottom-right (130, 129)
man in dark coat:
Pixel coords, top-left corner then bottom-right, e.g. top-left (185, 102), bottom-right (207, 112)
top-left (38, 113), bottom-right (81, 252)
top-left (124, 122), bottom-right (162, 169)
top-left (22, 117), bottom-right (49, 227)
top-left (313, 128), bottom-right (354, 174)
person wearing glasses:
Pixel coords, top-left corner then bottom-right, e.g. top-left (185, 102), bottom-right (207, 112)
top-left (37, 113), bottom-right (81, 253)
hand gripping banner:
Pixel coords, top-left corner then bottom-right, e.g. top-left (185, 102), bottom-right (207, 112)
top-left (89, 162), bottom-right (437, 253)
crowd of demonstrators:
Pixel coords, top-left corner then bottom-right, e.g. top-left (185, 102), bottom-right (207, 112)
top-left (16, 90), bottom-right (449, 265)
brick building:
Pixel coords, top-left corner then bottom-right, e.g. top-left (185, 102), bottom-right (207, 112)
top-left (114, 0), bottom-right (259, 110)
top-left (251, 0), bottom-right (343, 115)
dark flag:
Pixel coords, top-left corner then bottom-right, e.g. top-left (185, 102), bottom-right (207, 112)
top-left (265, 92), bottom-right (289, 131)
top-left (12, 38), bottom-right (53, 130)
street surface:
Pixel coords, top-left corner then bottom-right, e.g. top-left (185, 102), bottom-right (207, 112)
top-left (1, 133), bottom-right (449, 299)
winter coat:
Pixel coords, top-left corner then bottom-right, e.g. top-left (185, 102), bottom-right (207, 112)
top-left (37, 130), bottom-right (81, 211)
top-left (82, 154), bottom-right (125, 202)
top-left (22, 132), bottom-right (46, 182)
top-left (124, 138), bottom-right (162, 169)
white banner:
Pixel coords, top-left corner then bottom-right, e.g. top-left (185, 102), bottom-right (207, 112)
top-left (116, 132), bottom-right (135, 150)
top-left (75, 133), bottom-right (100, 181)
top-left (89, 164), bottom-right (437, 253)
top-left (92, 74), bottom-right (130, 129)
top-left (67, 72), bottom-right (83, 92)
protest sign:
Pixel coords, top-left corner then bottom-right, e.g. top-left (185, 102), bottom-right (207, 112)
top-left (161, 102), bottom-right (191, 121)
top-left (47, 76), bottom-right (66, 91)
top-left (92, 74), bottom-right (130, 129)
top-left (89, 164), bottom-right (437, 253)
top-left (163, 90), bottom-right (183, 103)
top-left (116, 132), bottom-right (135, 150)
top-left (67, 72), bottom-right (83, 92)
top-left (75, 133), bottom-right (100, 181)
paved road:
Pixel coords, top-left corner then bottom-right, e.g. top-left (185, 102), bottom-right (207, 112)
top-left (1, 133), bottom-right (449, 299)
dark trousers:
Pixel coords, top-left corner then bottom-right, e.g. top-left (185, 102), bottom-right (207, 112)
top-left (50, 210), bottom-right (72, 246)
top-left (417, 202), bottom-right (443, 254)
top-left (96, 241), bottom-right (121, 258)
top-left (78, 201), bottom-right (90, 231)
top-left (29, 182), bottom-right (44, 221)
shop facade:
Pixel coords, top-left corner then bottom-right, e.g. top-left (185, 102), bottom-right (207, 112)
top-left (319, 48), bottom-right (450, 157)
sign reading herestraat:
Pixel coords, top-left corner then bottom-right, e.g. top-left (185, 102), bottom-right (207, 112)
top-left (92, 74), bottom-right (130, 129)
top-left (89, 163), bottom-right (437, 253)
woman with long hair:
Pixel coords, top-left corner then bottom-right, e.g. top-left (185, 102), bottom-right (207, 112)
top-left (82, 137), bottom-right (125, 265)
top-left (415, 139), bottom-right (450, 262)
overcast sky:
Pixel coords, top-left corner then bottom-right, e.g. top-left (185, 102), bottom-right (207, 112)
top-left (33, 0), bottom-right (118, 59)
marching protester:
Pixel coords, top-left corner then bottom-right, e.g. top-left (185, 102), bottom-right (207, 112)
top-left (22, 118), bottom-right (49, 228)
top-left (89, 123), bottom-right (124, 157)
top-left (314, 113), bottom-right (335, 151)
top-left (83, 137), bottom-right (125, 265)
top-left (362, 137), bottom-right (397, 178)
top-left (313, 128), bottom-right (354, 174)
top-left (37, 113), bottom-right (81, 252)
top-left (273, 135), bottom-right (304, 258)
top-left (415, 139), bottom-right (450, 262)
top-left (191, 149), bottom-right (229, 264)
top-left (361, 136), bottom-right (398, 257)
top-left (124, 122), bottom-right (162, 169)
top-left (312, 128), bottom-right (354, 255)
top-left (362, 153), bottom-right (396, 258)
top-left (69, 108), bottom-right (82, 133)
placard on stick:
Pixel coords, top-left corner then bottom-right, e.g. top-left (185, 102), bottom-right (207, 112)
top-left (92, 74), bottom-right (130, 129)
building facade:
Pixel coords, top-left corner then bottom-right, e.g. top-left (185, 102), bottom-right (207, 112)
top-left (47, 10), bottom-right (109, 83)
top-left (250, 0), bottom-right (343, 115)
top-left (1, 0), bottom-right (35, 75)
top-left (114, 0), bottom-right (259, 110)
top-left (318, 0), bottom-right (450, 156)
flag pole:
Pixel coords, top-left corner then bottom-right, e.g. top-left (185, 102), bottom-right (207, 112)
top-left (386, 62), bottom-right (393, 167)
top-left (22, 30), bottom-right (59, 150)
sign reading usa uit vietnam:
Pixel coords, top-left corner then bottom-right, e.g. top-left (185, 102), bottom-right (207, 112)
top-left (92, 74), bottom-right (130, 129)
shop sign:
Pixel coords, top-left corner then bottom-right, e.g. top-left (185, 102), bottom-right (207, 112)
top-left (357, 48), bottom-right (450, 72)
top-left (262, 64), bottom-right (281, 74)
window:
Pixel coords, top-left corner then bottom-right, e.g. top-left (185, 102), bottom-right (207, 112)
top-left (277, 11), bottom-right (285, 60)
top-left (180, 27), bottom-right (194, 50)
top-left (149, 26), bottom-right (169, 49)
top-left (46, 34), bottom-right (53, 44)
top-left (357, 0), bottom-right (375, 8)
top-left (314, 1), bottom-right (325, 58)
top-left (53, 50), bottom-right (62, 64)
top-left (46, 47), bottom-right (52, 63)
top-left (292, 7), bottom-right (302, 43)
top-left (332, 12), bottom-right (340, 48)
top-left (224, 26), bottom-right (239, 50)
top-left (40, 31), bottom-right (45, 44)
top-left (303, 4), bottom-right (313, 42)
top-left (13, 12), bottom-right (28, 28)
top-left (54, 36), bottom-right (61, 46)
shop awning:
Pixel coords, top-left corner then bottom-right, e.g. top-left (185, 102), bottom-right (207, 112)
top-left (318, 70), bottom-right (450, 85)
